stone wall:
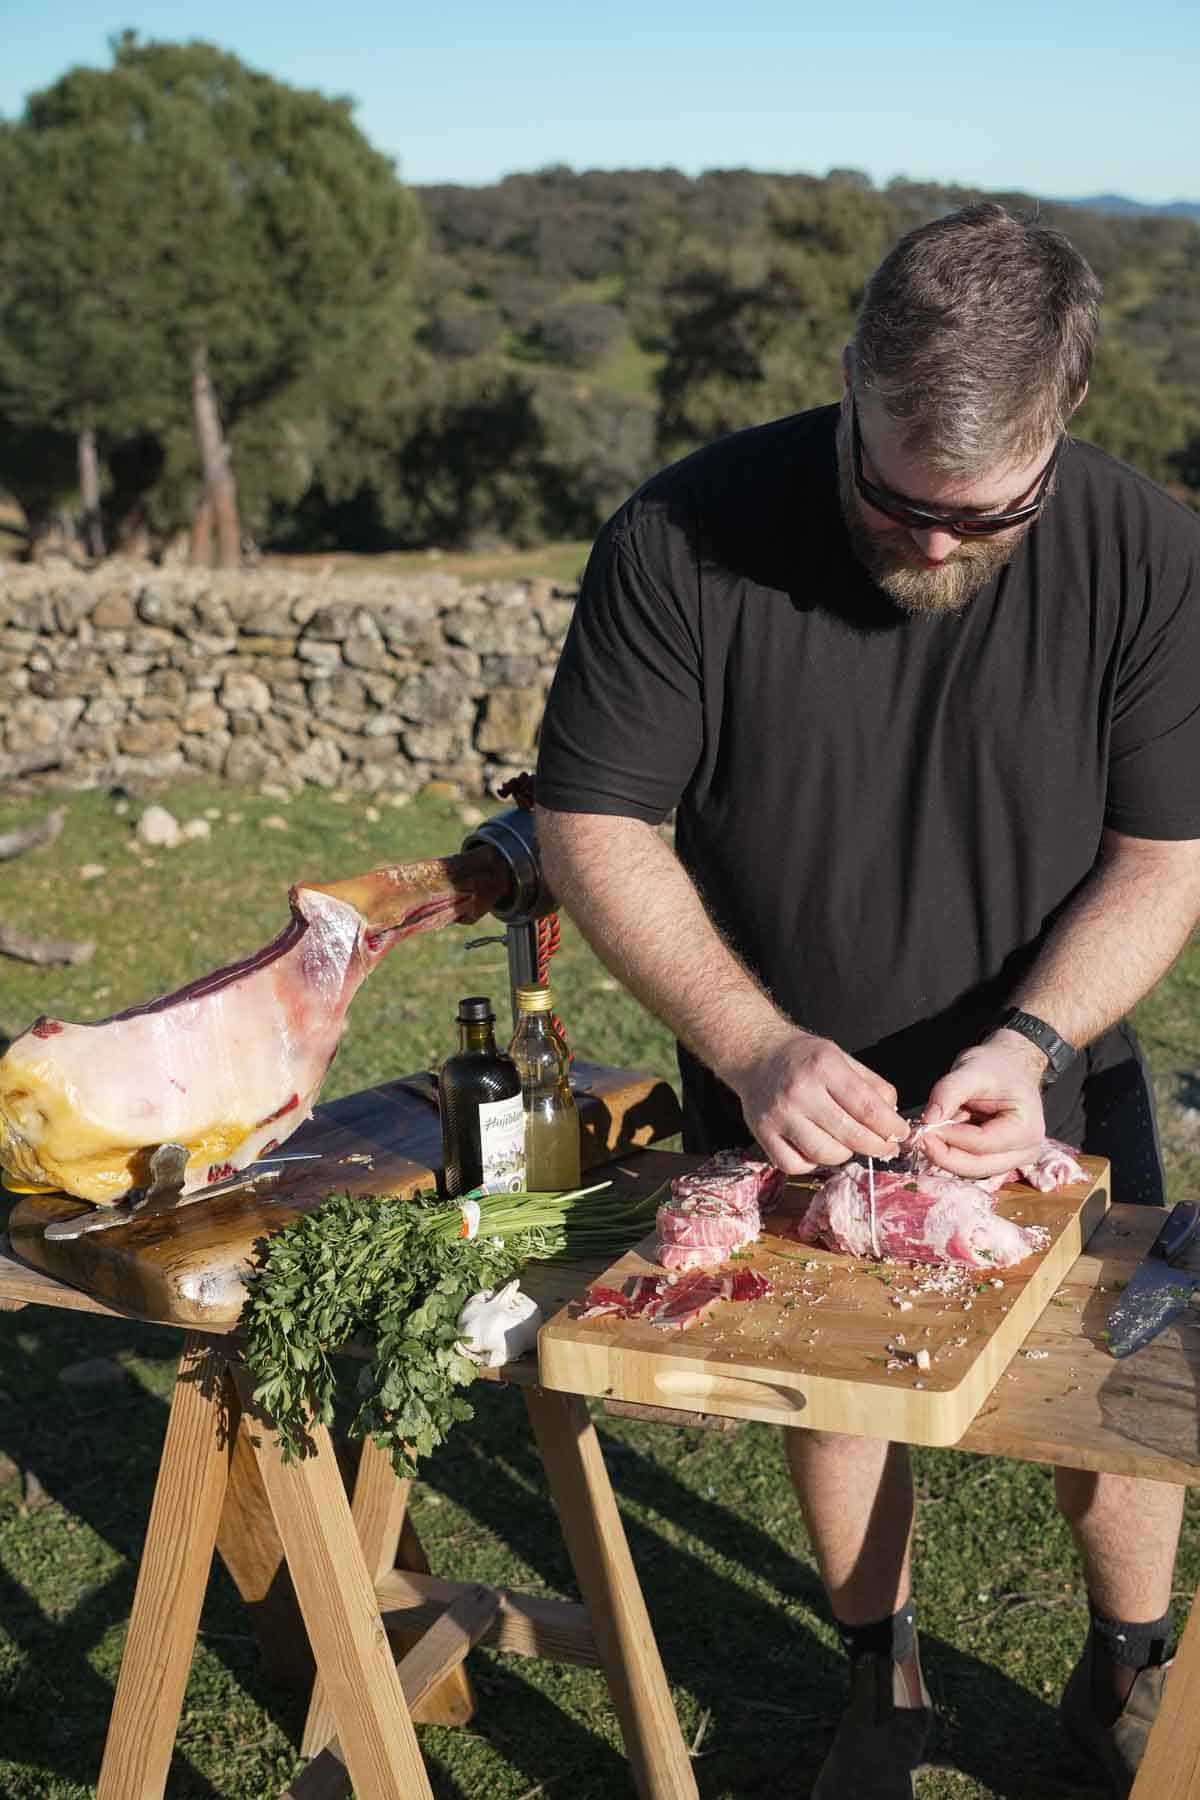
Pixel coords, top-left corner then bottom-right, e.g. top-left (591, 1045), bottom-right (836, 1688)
top-left (0, 562), bottom-right (578, 795)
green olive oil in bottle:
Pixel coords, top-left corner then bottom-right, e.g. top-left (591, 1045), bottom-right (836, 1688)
top-left (508, 982), bottom-right (582, 1191)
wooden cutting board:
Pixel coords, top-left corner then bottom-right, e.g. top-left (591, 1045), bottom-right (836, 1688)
top-left (538, 1155), bottom-right (1111, 1446)
top-left (4, 1061), bottom-right (681, 1330)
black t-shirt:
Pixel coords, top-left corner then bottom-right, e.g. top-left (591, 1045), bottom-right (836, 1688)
top-left (536, 405), bottom-right (1200, 1145)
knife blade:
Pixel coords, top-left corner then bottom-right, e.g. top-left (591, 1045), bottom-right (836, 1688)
top-left (1103, 1200), bottom-right (1200, 1359)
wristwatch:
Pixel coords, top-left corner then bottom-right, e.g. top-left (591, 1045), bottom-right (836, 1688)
top-left (994, 1008), bottom-right (1079, 1084)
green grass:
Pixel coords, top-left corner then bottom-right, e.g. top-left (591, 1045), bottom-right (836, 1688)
top-left (0, 780), bottom-right (1198, 1798)
top-left (591, 334), bottom-right (664, 400)
top-left (261, 540), bottom-right (593, 590)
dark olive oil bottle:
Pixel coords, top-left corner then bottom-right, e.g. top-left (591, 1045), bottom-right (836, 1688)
top-left (438, 996), bottom-right (526, 1198)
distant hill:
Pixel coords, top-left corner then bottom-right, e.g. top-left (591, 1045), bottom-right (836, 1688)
top-left (1057, 192), bottom-right (1200, 223)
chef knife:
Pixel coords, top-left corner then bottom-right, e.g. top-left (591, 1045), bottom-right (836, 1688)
top-left (1103, 1201), bottom-right (1200, 1359)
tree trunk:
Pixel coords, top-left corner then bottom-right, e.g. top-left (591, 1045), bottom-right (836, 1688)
top-left (78, 419), bottom-right (106, 561)
top-left (189, 497), bottom-right (214, 567)
top-left (190, 340), bottom-right (241, 569)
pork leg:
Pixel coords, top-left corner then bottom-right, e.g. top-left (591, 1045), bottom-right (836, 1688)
top-left (0, 848), bottom-right (510, 1205)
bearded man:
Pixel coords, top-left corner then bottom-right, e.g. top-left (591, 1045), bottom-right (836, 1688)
top-left (533, 201), bottom-right (1200, 1796)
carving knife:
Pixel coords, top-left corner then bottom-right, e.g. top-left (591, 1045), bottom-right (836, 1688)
top-left (40, 1148), bottom-right (321, 1241)
top-left (1103, 1201), bottom-right (1200, 1359)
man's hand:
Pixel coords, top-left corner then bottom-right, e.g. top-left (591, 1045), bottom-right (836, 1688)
top-left (728, 1030), bottom-right (911, 1174)
top-left (918, 1033), bottom-right (1047, 1178)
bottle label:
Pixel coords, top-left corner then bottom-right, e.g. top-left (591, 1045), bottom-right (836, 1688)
top-left (477, 1094), bottom-right (526, 1192)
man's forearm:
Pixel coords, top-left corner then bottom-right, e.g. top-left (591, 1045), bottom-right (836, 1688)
top-left (1005, 830), bottom-right (1200, 1051)
top-left (534, 806), bottom-right (794, 1084)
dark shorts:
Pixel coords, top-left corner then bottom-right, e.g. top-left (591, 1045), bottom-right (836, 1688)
top-left (1054, 1020), bottom-right (1166, 1208)
top-left (680, 1019), bottom-right (1167, 1207)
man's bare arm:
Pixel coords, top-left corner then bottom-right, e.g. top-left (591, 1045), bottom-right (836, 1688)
top-left (924, 830), bottom-right (1200, 1173)
top-left (1008, 830), bottom-right (1200, 1046)
top-left (535, 806), bottom-right (908, 1170)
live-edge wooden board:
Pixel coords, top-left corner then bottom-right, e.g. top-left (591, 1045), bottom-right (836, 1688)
top-left (4, 1061), bottom-right (682, 1330)
top-left (538, 1156), bottom-right (1110, 1447)
top-left (957, 1201), bottom-right (1200, 1483)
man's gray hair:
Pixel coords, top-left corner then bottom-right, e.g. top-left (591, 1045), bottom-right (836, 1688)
top-left (853, 202), bottom-right (1102, 472)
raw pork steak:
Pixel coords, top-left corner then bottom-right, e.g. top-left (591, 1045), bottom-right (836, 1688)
top-left (798, 1164), bottom-right (1044, 1269)
top-left (656, 1151), bottom-right (782, 1271)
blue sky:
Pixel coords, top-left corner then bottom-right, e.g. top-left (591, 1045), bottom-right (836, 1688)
top-left (2, 0), bottom-right (1197, 201)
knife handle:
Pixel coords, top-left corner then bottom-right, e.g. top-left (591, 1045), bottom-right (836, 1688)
top-left (1148, 1200), bottom-right (1200, 1264)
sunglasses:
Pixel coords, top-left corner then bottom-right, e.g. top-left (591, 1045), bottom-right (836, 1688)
top-left (850, 397), bottom-right (1062, 538)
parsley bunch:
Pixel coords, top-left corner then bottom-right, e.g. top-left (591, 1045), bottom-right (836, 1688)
top-left (243, 1176), bottom-right (667, 1479)
top-left (243, 1189), bottom-right (547, 1477)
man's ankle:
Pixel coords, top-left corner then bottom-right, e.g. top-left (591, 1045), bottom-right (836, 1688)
top-left (836, 1600), bottom-right (926, 1708)
top-left (1086, 1603), bottom-right (1173, 1728)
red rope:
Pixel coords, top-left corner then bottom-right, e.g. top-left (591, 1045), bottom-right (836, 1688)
top-left (497, 773), bottom-right (570, 1055)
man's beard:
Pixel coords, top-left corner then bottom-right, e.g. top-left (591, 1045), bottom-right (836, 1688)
top-left (836, 421), bottom-right (1034, 616)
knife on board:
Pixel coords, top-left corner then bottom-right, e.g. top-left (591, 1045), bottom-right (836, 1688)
top-left (1103, 1201), bottom-right (1200, 1359)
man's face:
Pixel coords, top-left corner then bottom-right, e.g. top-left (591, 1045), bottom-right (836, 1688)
top-left (836, 395), bottom-right (1057, 616)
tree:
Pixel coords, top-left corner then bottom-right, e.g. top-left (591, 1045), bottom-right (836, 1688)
top-left (1073, 337), bottom-right (1198, 484)
top-left (526, 300), bottom-right (625, 370)
top-left (0, 35), bottom-right (421, 565)
top-left (0, 116), bottom-right (174, 556)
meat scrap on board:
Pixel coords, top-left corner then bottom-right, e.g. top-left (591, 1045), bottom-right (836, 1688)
top-left (577, 1266), bottom-right (772, 1330)
top-left (0, 850), bottom-right (509, 1205)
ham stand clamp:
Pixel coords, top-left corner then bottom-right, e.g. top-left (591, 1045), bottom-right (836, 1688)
top-left (460, 805), bottom-right (557, 1032)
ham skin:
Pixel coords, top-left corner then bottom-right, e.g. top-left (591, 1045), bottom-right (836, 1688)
top-left (799, 1163), bottom-right (1044, 1269)
top-left (0, 850), bottom-right (509, 1205)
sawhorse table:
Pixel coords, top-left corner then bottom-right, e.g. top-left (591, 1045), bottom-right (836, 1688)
top-left (0, 1221), bottom-right (699, 1800)
top-left (8, 1153), bottom-right (1200, 1797)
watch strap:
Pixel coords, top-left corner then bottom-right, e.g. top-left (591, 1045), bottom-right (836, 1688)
top-left (994, 1008), bottom-right (1079, 1083)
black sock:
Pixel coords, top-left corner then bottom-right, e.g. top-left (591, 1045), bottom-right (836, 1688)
top-left (837, 1599), bottom-right (916, 1664)
top-left (1088, 1600), bottom-right (1173, 1671)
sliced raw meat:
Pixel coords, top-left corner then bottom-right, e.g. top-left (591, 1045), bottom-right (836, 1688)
top-left (671, 1149), bottom-right (784, 1215)
top-left (728, 1267), bottom-right (772, 1302)
top-left (655, 1149), bottom-right (778, 1271)
top-left (626, 1275), bottom-right (666, 1315)
top-left (0, 850), bottom-right (509, 1204)
top-left (576, 1265), bottom-right (768, 1331)
top-left (903, 1133), bottom-right (1087, 1195)
top-left (799, 1163), bottom-right (1043, 1269)
top-left (658, 1208), bottom-right (759, 1271)
top-left (644, 1270), bottom-right (727, 1330)
top-left (577, 1284), bottom-right (633, 1321)
top-left (1015, 1139), bottom-right (1088, 1191)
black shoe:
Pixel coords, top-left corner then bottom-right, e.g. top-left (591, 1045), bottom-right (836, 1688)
top-left (1060, 1636), bottom-right (1172, 1798)
top-left (812, 1653), bottom-right (933, 1799)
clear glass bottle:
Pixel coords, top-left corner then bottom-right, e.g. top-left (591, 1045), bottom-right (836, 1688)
top-left (437, 996), bottom-right (526, 1198)
top-left (508, 982), bottom-right (582, 1191)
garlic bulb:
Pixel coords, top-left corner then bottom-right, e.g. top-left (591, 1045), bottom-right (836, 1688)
top-left (456, 1279), bottom-right (543, 1369)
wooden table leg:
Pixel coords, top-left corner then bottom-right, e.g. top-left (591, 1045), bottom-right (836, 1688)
top-left (1131, 1583), bottom-right (1200, 1797)
top-left (97, 1334), bottom-right (238, 1800)
top-left (216, 1411), bottom-right (316, 1690)
top-left (229, 1366), bottom-right (435, 1800)
top-left (524, 1385), bottom-right (698, 1800)
top-left (302, 1435), bottom-right (475, 1757)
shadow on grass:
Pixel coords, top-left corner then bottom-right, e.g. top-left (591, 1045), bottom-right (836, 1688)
top-left (0, 1305), bottom-right (306, 1796)
top-left (0, 1288), bottom-right (1115, 1799)
top-left (417, 1384), bottom-right (1109, 1799)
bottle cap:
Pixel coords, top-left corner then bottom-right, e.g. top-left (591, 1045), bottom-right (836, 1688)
top-left (457, 996), bottom-right (494, 1022)
top-left (515, 983), bottom-right (554, 1012)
